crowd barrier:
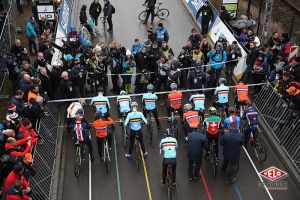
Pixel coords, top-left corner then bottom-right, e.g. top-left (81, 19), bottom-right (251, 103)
top-left (253, 83), bottom-right (300, 172)
top-left (30, 102), bottom-right (61, 199)
top-left (183, 0), bottom-right (247, 80)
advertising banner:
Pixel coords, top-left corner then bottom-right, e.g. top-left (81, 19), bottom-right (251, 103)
top-left (222, 0), bottom-right (239, 19)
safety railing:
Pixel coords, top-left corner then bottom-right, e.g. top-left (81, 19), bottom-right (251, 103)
top-left (29, 101), bottom-right (61, 200)
top-left (253, 82), bottom-right (300, 172)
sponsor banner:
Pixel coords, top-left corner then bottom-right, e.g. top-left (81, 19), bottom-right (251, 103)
top-left (258, 166), bottom-right (288, 190)
top-left (37, 5), bottom-right (54, 13)
top-left (222, 0), bottom-right (238, 3)
top-left (185, 0), bottom-right (247, 80)
top-left (222, 0), bottom-right (239, 19)
top-left (38, 13), bottom-right (55, 20)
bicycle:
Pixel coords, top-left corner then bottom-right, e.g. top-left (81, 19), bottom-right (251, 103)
top-left (170, 110), bottom-right (179, 139)
top-left (120, 112), bottom-right (128, 148)
top-left (165, 164), bottom-right (174, 200)
top-left (146, 111), bottom-right (153, 145)
top-left (74, 141), bottom-right (87, 177)
top-left (216, 103), bottom-right (227, 122)
top-left (207, 139), bottom-right (218, 177)
top-left (251, 127), bottom-right (267, 162)
top-left (238, 102), bottom-right (247, 119)
top-left (138, 2), bottom-right (169, 22)
top-left (103, 137), bottom-right (111, 173)
top-left (132, 133), bottom-right (142, 171)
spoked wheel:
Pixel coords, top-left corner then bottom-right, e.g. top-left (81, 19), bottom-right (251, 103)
top-left (138, 11), bottom-right (147, 22)
top-left (166, 177), bottom-right (173, 200)
top-left (135, 145), bottom-right (140, 172)
top-left (147, 124), bottom-right (153, 145)
top-left (104, 145), bottom-right (110, 174)
top-left (122, 126), bottom-right (127, 148)
top-left (74, 160), bottom-right (80, 177)
top-left (254, 135), bottom-right (267, 162)
top-left (209, 145), bottom-right (217, 177)
top-left (106, 159), bottom-right (110, 174)
top-left (157, 8), bottom-right (169, 20)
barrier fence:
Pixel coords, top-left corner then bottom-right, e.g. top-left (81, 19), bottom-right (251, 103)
top-left (30, 102), bottom-right (61, 200)
top-left (253, 82), bottom-right (300, 172)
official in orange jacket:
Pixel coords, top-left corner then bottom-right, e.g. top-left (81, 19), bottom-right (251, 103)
top-left (234, 81), bottom-right (249, 110)
top-left (92, 111), bottom-right (114, 161)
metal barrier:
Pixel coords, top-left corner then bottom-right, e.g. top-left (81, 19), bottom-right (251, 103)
top-left (253, 82), bottom-right (300, 172)
top-left (30, 102), bottom-right (61, 200)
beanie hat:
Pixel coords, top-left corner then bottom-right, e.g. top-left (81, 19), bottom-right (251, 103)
top-left (7, 103), bottom-right (16, 111)
top-left (6, 112), bottom-right (19, 121)
top-left (13, 163), bottom-right (24, 174)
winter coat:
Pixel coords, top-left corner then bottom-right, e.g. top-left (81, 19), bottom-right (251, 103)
top-left (18, 124), bottom-right (39, 145)
top-left (187, 131), bottom-right (208, 161)
top-left (188, 69), bottom-right (207, 89)
top-left (5, 170), bottom-right (29, 193)
top-left (207, 50), bottom-right (227, 69)
top-left (5, 138), bottom-right (31, 157)
top-left (220, 130), bottom-right (244, 161)
top-left (25, 21), bottom-right (37, 38)
top-left (89, 2), bottom-right (102, 17)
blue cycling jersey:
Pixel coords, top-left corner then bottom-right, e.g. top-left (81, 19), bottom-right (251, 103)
top-left (125, 111), bottom-right (147, 131)
top-left (117, 95), bottom-right (131, 113)
top-left (90, 96), bottom-right (110, 114)
top-left (189, 94), bottom-right (205, 111)
top-left (142, 92), bottom-right (158, 110)
top-left (243, 107), bottom-right (259, 126)
top-left (159, 137), bottom-right (178, 159)
top-left (223, 115), bottom-right (241, 132)
top-left (214, 84), bottom-right (229, 104)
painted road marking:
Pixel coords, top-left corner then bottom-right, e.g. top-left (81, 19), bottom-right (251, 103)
top-left (243, 146), bottom-right (274, 200)
top-left (233, 183), bottom-right (244, 200)
top-left (89, 134), bottom-right (92, 200)
top-left (113, 133), bottom-right (122, 200)
top-left (200, 169), bottom-right (213, 200)
top-left (140, 146), bottom-right (153, 200)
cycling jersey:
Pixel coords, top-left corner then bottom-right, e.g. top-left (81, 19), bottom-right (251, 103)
top-left (70, 120), bottom-right (90, 142)
top-left (183, 111), bottom-right (200, 129)
top-left (168, 91), bottom-right (183, 109)
top-left (92, 117), bottom-right (114, 138)
top-left (125, 111), bottom-right (147, 131)
top-left (117, 95), bottom-right (131, 113)
top-left (90, 96), bottom-right (110, 115)
top-left (203, 115), bottom-right (221, 135)
top-left (67, 102), bottom-right (84, 118)
top-left (243, 107), bottom-right (259, 126)
top-left (235, 84), bottom-right (249, 102)
top-left (142, 92), bottom-right (158, 110)
top-left (223, 115), bottom-right (241, 132)
top-left (159, 137), bottom-right (178, 159)
top-left (214, 84), bottom-right (229, 104)
top-left (189, 94), bottom-right (205, 111)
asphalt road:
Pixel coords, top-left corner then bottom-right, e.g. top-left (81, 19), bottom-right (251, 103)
top-left (60, 0), bottom-right (300, 200)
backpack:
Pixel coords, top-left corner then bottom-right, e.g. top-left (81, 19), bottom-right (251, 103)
top-left (111, 5), bottom-right (115, 14)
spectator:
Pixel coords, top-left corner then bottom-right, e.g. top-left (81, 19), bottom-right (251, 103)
top-left (89, 0), bottom-right (102, 26)
top-left (207, 42), bottom-right (227, 81)
top-left (280, 33), bottom-right (291, 59)
top-left (187, 130), bottom-right (207, 180)
top-left (221, 122), bottom-right (244, 184)
top-left (18, 74), bottom-right (32, 97)
top-left (6, 180), bottom-right (30, 200)
top-left (196, 1), bottom-right (214, 36)
top-left (268, 32), bottom-right (281, 50)
top-left (70, 58), bottom-right (87, 97)
top-left (286, 86), bottom-right (300, 115)
top-left (15, 0), bottom-right (24, 14)
top-left (9, 90), bottom-right (24, 116)
top-left (220, 6), bottom-right (232, 24)
top-left (147, 27), bottom-right (156, 44)
top-left (33, 52), bottom-right (47, 70)
top-left (25, 16), bottom-right (38, 55)
top-left (10, 39), bottom-right (24, 57)
top-left (188, 28), bottom-right (201, 49)
top-left (103, 0), bottom-right (114, 32)
top-left (288, 56), bottom-right (300, 82)
top-left (27, 85), bottom-right (40, 103)
top-left (18, 118), bottom-right (39, 145)
top-left (3, 114), bottom-right (19, 135)
top-left (59, 71), bottom-right (73, 99)
top-left (39, 67), bottom-right (53, 99)
top-left (226, 41), bottom-right (242, 84)
top-left (51, 61), bottom-right (63, 99)
top-left (20, 61), bottom-right (36, 78)
top-left (187, 63), bottom-right (206, 90)
top-left (28, 96), bottom-right (48, 128)
top-left (155, 23), bottom-right (169, 46)
top-left (5, 163), bottom-right (30, 193)
top-left (22, 153), bottom-right (36, 180)
top-left (80, 5), bottom-right (95, 37)
top-left (200, 39), bottom-right (212, 68)
top-left (244, 41), bottom-right (259, 83)
top-left (5, 137), bottom-right (32, 157)
top-left (276, 71), bottom-right (292, 101)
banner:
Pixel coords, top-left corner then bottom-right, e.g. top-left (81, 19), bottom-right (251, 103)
top-left (185, 0), bottom-right (247, 80)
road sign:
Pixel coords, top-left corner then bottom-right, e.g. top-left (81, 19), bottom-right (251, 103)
top-left (288, 46), bottom-right (299, 64)
top-left (260, 166), bottom-right (287, 181)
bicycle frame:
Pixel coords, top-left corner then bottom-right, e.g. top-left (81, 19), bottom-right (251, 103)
top-left (170, 111), bottom-right (179, 138)
top-left (121, 113), bottom-right (128, 147)
top-left (103, 137), bottom-right (111, 173)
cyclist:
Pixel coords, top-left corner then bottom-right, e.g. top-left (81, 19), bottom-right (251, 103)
top-left (243, 101), bottom-right (259, 147)
top-left (183, 104), bottom-right (200, 141)
top-left (222, 107), bottom-right (241, 133)
top-left (92, 111), bottom-right (114, 161)
top-left (214, 78), bottom-right (229, 116)
top-left (116, 90), bottom-right (131, 120)
top-left (234, 81), bottom-right (249, 112)
top-left (125, 102), bottom-right (148, 158)
top-left (159, 129), bottom-right (178, 188)
top-left (167, 83), bottom-right (183, 121)
top-left (66, 99), bottom-right (86, 132)
top-left (142, 83), bottom-right (160, 129)
top-left (189, 91), bottom-right (205, 121)
top-left (69, 111), bottom-right (94, 162)
top-left (203, 107), bottom-right (221, 161)
top-left (90, 87), bottom-right (110, 117)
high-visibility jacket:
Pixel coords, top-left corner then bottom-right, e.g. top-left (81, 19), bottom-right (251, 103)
top-left (168, 91), bottom-right (183, 109)
top-left (183, 111), bottom-right (200, 128)
top-left (235, 84), bottom-right (249, 102)
top-left (27, 91), bottom-right (39, 103)
top-left (92, 117), bottom-right (114, 138)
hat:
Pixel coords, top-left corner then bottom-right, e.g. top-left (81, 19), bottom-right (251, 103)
top-left (6, 112), bottom-right (19, 121)
top-left (24, 153), bottom-right (33, 162)
top-left (74, 58), bottom-right (80, 64)
top-left (7, 103), bottom-right (16, 111)
top-left (126, 49), bottom-right (131, 56)
top-left (13, 163), bottom-right (24, 173)
top-left (32, 78), bottom-right (41, 85)
top-left (216, 42), bottom-right (223, 47)
top-left (64, 54), bottom-right (73, 61)
top-left (286, 86), bottom-right (296, 93)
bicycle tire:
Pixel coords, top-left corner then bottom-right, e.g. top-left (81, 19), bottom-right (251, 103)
top-left (210, 143), bottom-right (217, 177)
top-left (104, 142), bottom-right (110, 174)
top-left (74, 147), bottom-right (81, 177)
top-left (167, 179), bottom-right (172, 200)
top-left (147, 124), bottom-right (153, 145)
top-left (122, 125), bottom-right (127, 148)
top-left (254, 135), bottom-right (267, 162)
top-left (157, 8), bottom-right (169, 20)
top-left (135, 143), bottom-right (140, 172)
top-left (138, 10), bottom-right (148, 22)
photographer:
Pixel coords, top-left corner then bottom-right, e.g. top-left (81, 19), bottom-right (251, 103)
top-left (226, 41), bottom-right (242, 84)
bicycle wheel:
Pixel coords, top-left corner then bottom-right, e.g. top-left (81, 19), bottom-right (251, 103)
top-left (254, 135), bottom-right (267, 162)
top-left (147, 124), bottom-right (153, 145)
top-left (166, 175), bottom-right (173, 200)
top-left (157, 8), bottom-right (169, 20)
top-left (135, 143), bottom-right (140, 171)
top-left (104, 142), bottom-right (110, 173)
top-left (74, 147), bottom-right (81, 177)
top-left (122, 125), bottom-right (127, 148)
top-left (210, 143), bottom-right (217, 177)
top-left (138, 11), bottom-right (148, 22)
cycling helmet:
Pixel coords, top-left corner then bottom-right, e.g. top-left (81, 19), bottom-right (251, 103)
top-left (120, 90), bottom-right (127, 95)
top-left (131, 102), bottom-right (138, 108)
top-left (228, 106), bottom-right (236, 113)
top-left (164, 129), bottom-right (172, 137)
top-left (78, 98), bottom-right (86, 105)
top-left (147, 83), bottom-right (154, 91)
top-left (170, 83), bottom-right (177, 90)
top-left (219, 78), bottom-right (226, 84)
top-left (184, 103), bottom-right (192, 111)
top-left (209, 107), bottom-right (217, 115)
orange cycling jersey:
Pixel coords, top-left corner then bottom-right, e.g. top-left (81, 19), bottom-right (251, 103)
top-left (235, 84), bottom-right (249, 102)
top-left (92, 117), bottom-right (114, 138)
top-left (168, 91), bottom-right (183, 109)
top-left (183, 111), bottom-right (200, 128)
